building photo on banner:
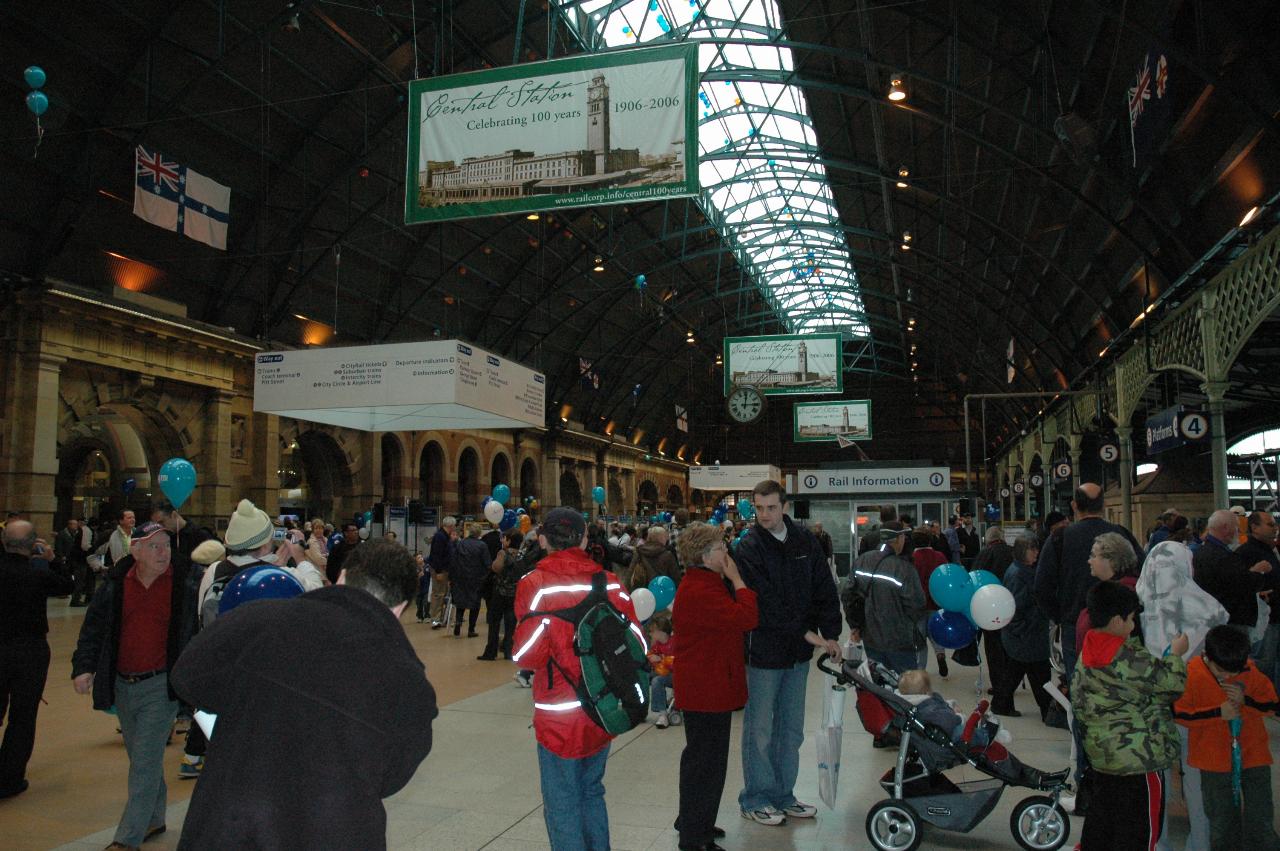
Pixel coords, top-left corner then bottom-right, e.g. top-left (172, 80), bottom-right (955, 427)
top-left (405, 43), bottom-right (699, 223)
top-left (723, 333), bottom-right (842, 395)
top-left (793, 399), bottom-right (872, 443)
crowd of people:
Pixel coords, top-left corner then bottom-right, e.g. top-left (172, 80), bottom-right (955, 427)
top-left (2, 480), bottom-right (1280, 851)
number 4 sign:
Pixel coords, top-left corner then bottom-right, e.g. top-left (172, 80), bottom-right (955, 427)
top-left (1179, 411), bottom-right (1209, 441)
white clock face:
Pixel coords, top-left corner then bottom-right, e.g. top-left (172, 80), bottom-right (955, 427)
top-left (728, 386), bottom-right (764, 423)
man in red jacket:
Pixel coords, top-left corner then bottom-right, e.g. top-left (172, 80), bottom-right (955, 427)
top-left (512, 507), bottom-right (642, 850)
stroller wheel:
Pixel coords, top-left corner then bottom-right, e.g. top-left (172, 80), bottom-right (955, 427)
top-left (1010, 795), bottom-right (1071, 851)
top-left (865, 800), bottom-right (921, 851)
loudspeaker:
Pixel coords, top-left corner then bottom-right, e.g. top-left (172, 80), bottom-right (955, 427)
top-left (793, 500), bottom-right (810, 520)
top-left (372, 503), bottom-right (385, 523)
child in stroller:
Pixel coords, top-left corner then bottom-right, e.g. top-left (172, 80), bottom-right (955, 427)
top-left (819, 656), bottom-right (1072, 851)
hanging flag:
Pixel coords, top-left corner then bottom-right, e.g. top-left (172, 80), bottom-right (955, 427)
top-left (632, 383), bottom-right (642, 406)
top-left (1006, 337), bottom-right (1016, 384)
top-left (134, 145), bottom-right (230, 250)
top-left (579, 357), bottom-right (600, 391)
top-left (675, 404), bottom-right (688, 432)
top-left (1127, 45), bottom-right (1173, 169)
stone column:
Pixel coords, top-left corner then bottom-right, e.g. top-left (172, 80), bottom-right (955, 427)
top-left (1068, 434), bottom-right (1083, 496)
top-left (1117, 425), bottom-right (1134, 532)
top-left (197, 389), bottom-right (235, 525)
top-left (247, 413), bottom-right (280, 516)
top-left (542, 440), bottom-right (561, 509)
top-left (7, 351), bottom-right (65, 534)
top-left (1202, 380), bottom-right (1230, 508)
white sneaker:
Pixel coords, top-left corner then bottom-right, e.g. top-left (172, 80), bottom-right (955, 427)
top-left (741, 806), bottom-right (787, 826)
top-left (781, 801), bottom-right (817, 818)
top-left (655, 712), bottom-right (670, 729)
top-left (513, 671), bottom-right (533, 688)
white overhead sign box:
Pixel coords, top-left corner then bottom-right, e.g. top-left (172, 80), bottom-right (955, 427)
top-left (688, 465), bottom-right (782, 490)
top-left (793, 466), bottom-right (951, 495)
top-left (253, 340), bottom-right (545, 431)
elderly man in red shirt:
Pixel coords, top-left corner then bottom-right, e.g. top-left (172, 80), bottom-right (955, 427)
top-left (72, 521), bottom-right (196, 851)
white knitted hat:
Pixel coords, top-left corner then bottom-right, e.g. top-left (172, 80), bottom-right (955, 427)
top-left (224, 498), bottom-right (273, 552)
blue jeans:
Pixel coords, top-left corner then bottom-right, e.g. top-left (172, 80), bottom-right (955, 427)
top-left (114, 674), bottom-right (177, 846)
top-left (537, 743), bottom-right (610, 850)
top-left (1255, 622), bottom-right (1280, 690)
top-left (738, 661), bottom-right (808, 812)
top-left (867, 647), bottom-right (920, 674)
top-left (650, 673), bottom-right (673, 713)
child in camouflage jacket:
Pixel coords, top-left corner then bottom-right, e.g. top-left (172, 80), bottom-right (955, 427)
top-left (1073, 581), bottom-right (1188, 851)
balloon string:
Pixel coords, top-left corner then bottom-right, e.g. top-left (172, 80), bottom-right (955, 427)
top-left (32, 118), bottom-right (43, 159)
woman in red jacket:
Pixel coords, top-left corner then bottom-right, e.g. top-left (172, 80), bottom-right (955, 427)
top-left (672, 523), bottom-right (759, 851)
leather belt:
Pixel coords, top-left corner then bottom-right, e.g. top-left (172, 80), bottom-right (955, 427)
top-left (117, 669), bottom-right (165, 684)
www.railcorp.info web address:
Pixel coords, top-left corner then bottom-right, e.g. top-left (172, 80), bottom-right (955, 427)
top-left (553, 184), bottom-right (688, 205)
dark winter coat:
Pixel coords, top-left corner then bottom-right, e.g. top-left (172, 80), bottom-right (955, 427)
top-left (1193, 534), bottom-right (1271, 626)
top-left (170, 585), bottom-right (436, 851)
top-left (1034, 517), bottom-right (1142, 626)
top-left (735, 515), bottom-right (842, 669)
top-left (70, 555), bottom-right (197, 710)
top-left (1001, 560), bottom-right (1050, 662)
top-left (627, 541), bottom-right (680, 590)
top-left (450, 537), bottom-right (491, 609)
top-left (972, 540), bottom-right (1014, 581)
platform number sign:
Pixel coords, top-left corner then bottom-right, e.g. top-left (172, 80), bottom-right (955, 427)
top-left (1054, 462), bottom-right (1072, 481)
top-left (1013, 481), bottom-right (1025, 495)
top-left (1000, 487), bottom-right (1011, 499)
top-left (1029, 473), bottom-right (1044, 488)
top-left (1179, 412), bottom-right (1209, 441)
top-left (1099, 443), bottom-right (1119, 463)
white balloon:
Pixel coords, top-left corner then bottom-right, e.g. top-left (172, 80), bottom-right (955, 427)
top-left (970, 584), bottom-right (1016, 630)
top-left (483, 500), bottom-right (504, 525)
top-left (631, 588), bottom-right (656, 622)
top-left (357, 527), bottom-right (370, 540)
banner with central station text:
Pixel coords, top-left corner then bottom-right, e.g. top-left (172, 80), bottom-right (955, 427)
top-left (405, 44), bottom-right (698, 224)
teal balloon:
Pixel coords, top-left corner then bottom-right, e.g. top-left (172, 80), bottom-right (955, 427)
top-left (969, 569), bottom-right (1001, 590)
top-left (23, 66), bottom-right (46, 89)
top-left (25, 90), bottom-right (48, 117)
top-left (649, 575), bottom-right (675, 610)
top-left (929, 562), bottom-right (974, 613)
top-left (157, 458), bottom-right (196, 508)
top-left (492, 484), bottom-right (511, 505)
top-left (363, 510), bottom-right (374, 522)
top-left (591, 485), bottom-right (605, 505)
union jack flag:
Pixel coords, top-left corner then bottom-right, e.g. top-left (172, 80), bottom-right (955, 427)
top-left (136, 146), bottom-right (181, 193)
top-left (1127, 46), bottom-right (1173, 169)
top-left (579, 357), bottom-right (600, 391)
top-left (1127, 57), bottom-right (1151, 127)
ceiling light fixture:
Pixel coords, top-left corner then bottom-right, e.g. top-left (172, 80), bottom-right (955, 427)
top-left (896, 166), bottom-right (909, 188)
top-left (887, 75), bottom-right (907, 102)
top-left (593, 256), bottom-right (605, 272)
top-left (526, 212), bottom-right (540, 221)
top-left (901, 242), bottom-right (911, 251)
top-left (1240, 206), bottom-right (1261, 227)
top-left (281, 12), bottom-right (301, 34)
top-left (902, 231), bottom-right (912, 242)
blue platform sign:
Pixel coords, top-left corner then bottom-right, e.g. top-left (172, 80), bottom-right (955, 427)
top-left (1145, 406), bottom-right (1209, 455)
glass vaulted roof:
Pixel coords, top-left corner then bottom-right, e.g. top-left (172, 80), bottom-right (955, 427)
top-left (559, 0), bottom-right (868, 336)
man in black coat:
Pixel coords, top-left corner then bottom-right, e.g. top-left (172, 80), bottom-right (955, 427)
top-left (171, 540), bottom-right (436, 851)
top-left (735, 480), bottom-right (841, 826)
top-left (1194, 509), bottom-right (1274, 630)
top-left (0, 520), bottom-right (74, 798)
top-left (1033, 483), bottom-right (1142, 682)
top-left (1235, 510), bottom-right (1280, 684)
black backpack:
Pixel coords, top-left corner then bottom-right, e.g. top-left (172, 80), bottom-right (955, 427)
top-left (519, 572), bottom-right (650, 734)
top-left (199, 559), bottom-right (272, 628)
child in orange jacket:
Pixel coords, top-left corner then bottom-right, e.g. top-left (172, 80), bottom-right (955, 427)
top-left (1174, 625), bottom-right (1280, 850)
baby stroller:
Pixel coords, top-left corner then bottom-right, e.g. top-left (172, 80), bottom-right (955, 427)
top-left (818, 657), bottom-right (1072, 851)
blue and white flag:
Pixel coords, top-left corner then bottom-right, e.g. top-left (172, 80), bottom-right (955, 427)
top-left (134, 146), bottom-right (230, 250)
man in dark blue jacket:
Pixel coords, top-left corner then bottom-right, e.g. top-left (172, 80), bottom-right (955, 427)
top-left (734, 480), bottom-right (842, 827)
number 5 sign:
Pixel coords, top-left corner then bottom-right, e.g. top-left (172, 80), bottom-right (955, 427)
top-left (1098, 443), bottom-right (1119, 463)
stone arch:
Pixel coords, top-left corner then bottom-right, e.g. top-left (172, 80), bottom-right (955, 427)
top-left (419, 440), bottom-right (446, 507)
top-left (637, 479), bottom-right (659, 514)
top-left (381, 433), bottom-right (405, 503)
top-left (294, 429), bottom-right (355, 521)
top-left (607, 477), bottom-right (624, 510)
top-left (457, 446), bottom-right (482, 515)
top-left (519, 457), bottom-right (539, 503)
top-left (559, 468), bottom-right (583, 510)
top-left (666, 483), bottom-right (684, 508)
top-left (490, 451), bottom-right (513, 504)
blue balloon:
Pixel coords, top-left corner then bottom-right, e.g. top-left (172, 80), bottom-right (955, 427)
top-left (634, 274), bottom-right (647, 290)
top-left (649, 575), bottom-right (675, 610)
top-left (218, 565), bottom-right (305, 615)
top-left (157, 458), bottom-right (196, 508)
top-left (24, 66), bottom-right (46, 89)
top-left (492, 484), bottom-right (511, 505)
top-left (499, 509), bottom-right (517, 531)
top-left (482, 496), bottom-right (491, 507)
top-left (591, 485), bottom-right (606, 505)
top-left (928, 610), bottom-right (977, 650)
top-left (26, 90), bottom-right (48, 117)
top-left (121, 477), bottom-right (137, 496)
top-left (969, 569), bottom-right (1001, 590)
top-left (929, 563), bottom-right (975, 613)
top-left (515, 507), bottom-right (526, 515)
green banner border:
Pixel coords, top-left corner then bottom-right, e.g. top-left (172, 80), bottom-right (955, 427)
top-left (792, 399), bottom-right (873, 443)
top-left (404, 44), bottom-right (699, 225)
top-left (722, 332), bottom-right (844, 396)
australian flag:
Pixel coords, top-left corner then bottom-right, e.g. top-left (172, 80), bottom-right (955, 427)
top-left (134, 145), bottom-right (230, 250)
top-left (579, 357), bottom-right (601, 391)
top-left (1127, 46), bottom-right (1173, 170)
